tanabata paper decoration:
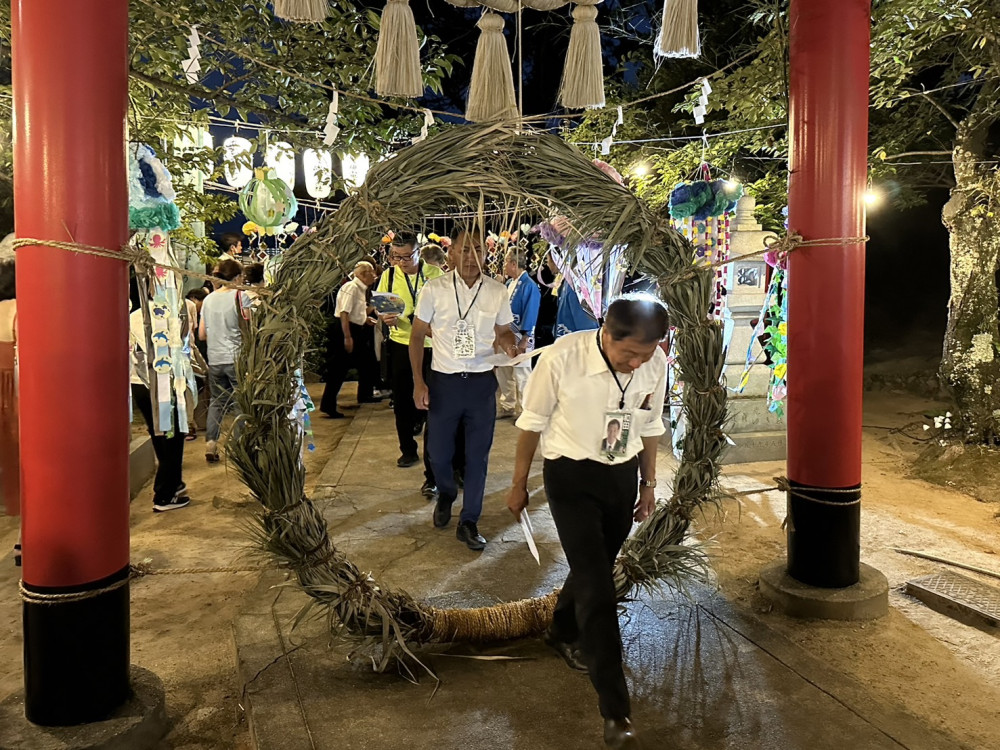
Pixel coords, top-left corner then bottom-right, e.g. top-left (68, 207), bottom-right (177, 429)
top-left (735, 267), bottom-right (787, 417)
top-left (128, 144), bottom-right (198, 437)
top-left (128, 144), bottom-right (181, 232)
top-left (666, 175), bottom-right (742, 457)
top-left (240, 168), bottom-right (298, 229)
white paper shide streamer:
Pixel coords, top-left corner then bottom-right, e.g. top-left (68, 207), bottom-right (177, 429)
top-left (692, 78), bottom-right (711, 125)
top-left (412, 109), bottom-right (434, 144)
top-left (601, 106), bottom-right (624, 155)
top-left (656, 0), bottom-right (700, 59)
top-left (323, 92), bottom-right (340, 146)
top-left (181, 26), bottom-right (201, 84)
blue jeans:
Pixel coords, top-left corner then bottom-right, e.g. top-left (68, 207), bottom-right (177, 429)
top-left (427, 370), bottom-right (497, 524)
top-left (206, 363), bottom-right (239, 443)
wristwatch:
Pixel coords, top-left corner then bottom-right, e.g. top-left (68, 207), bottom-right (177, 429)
top-left (640, 478), bottom-right (657, 488)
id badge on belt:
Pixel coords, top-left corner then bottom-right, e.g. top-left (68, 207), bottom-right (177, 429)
top-left (602, 411), bottom-right (631, 461)
top-left (453, 319), bottom-right (476, 360)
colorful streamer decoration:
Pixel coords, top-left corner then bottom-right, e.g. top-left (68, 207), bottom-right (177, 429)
top-left (666, 174), bottom-right (743, 456)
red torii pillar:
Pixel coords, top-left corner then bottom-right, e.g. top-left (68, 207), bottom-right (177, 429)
top-left (13, 0), bottom-right (131, 725)
top-left (785, 0), bottom-right (869, 586)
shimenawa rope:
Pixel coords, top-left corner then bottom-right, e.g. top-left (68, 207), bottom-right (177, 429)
top-left (10, 237), bottom-right (272, 293)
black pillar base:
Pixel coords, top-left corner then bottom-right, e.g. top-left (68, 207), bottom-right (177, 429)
top-left (786, 480), bottom-right (861, 588)
top-left (23, 564), bottom-right (130, 726)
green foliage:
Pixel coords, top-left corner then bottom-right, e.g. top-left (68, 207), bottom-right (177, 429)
top-left (0, 0), bottom-right (460, 252)
top-left (569, 0), bottom-right (997, 221)
top-left (566, 0), bottom-right (789, 227)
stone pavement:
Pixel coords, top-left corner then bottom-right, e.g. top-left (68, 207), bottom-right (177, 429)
top-left (233, 403), bottom-right (969, 750)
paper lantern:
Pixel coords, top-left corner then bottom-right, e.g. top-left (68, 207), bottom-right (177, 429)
top-left (222, 136), bottom-right (253, 188)
top-left (266, 141), bottom-right (297, 188)
top-left (303, 148), bottom-right (333, 198)
top-left (341, 153), bottom-right (370, 188)
top-left (239, 168), bottom-right (298, 228)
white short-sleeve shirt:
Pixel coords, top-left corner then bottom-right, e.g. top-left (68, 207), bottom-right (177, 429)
top-left (515, 329), bottom-right (668, 464)
top-left (414, 271), bottom-right (514, 373)
top-left (335, 276), bottom-right (370, 326)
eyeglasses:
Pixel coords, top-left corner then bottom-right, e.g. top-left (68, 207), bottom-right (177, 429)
top-left (390, 252), bottom-right (416, 261)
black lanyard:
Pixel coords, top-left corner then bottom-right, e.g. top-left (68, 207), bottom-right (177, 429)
top-left (596, 329), bottom-right (633, 410)
top-left (403, 263), bottom-right (425, 305)
top-left (402, 264), bottom-right (425, 321)
top-left (453, 272), bottom-right (483, 322)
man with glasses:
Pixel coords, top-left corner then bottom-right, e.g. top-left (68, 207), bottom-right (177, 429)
top-left (376, 233), bottom-right (446, 498)
top-left (410, 229), bottom-right (517, 550)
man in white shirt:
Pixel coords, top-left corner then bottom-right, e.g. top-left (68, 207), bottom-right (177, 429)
top-left (507, 293), bottom-right (669, 749)
top-left (320, 261), bottom-right (379, 417)
top-left (410, 230), bottom-right (517, 550)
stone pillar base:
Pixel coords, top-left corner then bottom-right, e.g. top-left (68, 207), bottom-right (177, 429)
top-left (0, 666), bottom-right (167, 750)
top-left (759, 560), bottom-right (889, 620)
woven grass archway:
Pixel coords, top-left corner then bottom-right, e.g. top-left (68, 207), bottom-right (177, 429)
top-left (230, 123), bottom-right (727, 667)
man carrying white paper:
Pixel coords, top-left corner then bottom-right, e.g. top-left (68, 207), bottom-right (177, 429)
top-left (506, 293), bottom-right (668, 750)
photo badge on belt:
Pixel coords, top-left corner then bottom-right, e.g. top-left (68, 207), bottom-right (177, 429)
top-left (453, 319), bottom-right (476, 360)
top-left (602, 411), bottom-right (631, 461)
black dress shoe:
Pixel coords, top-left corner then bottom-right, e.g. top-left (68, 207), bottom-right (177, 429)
top-left (604, 718), bottom-right (640, 749)
top-left (543, 628), bottom-right (588, 672)
top-left (321, 411), bottom-right (346, 419)
top-left (433, 496), bottom-right (455, 528)
top-left (456, 520), bottom-right (486, 551)
top-left (397, 453), bottom-right (420, 468)
top-left (420, 480), bottom-right (438, 500)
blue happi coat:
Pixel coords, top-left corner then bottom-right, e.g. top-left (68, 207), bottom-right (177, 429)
top-left (508, 271), bottom-right (541, 338)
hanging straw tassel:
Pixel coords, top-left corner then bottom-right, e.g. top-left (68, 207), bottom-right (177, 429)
top-left (558, 1), bottom-right (606, 110)
top-left (465, 12), bottom-right (518, 123)
top-left (656, 0), bottom-right (700, 58)
top-left (272, 0), bottom-right (328, 23)
top-left (375, 0), bottom-right (424, 98)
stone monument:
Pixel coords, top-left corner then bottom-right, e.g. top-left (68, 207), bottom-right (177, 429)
top-left (721, 195), bottom-right (786, 463)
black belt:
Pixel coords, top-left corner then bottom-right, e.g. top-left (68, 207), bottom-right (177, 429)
top-left (434, 370), bottom-right (494, 380)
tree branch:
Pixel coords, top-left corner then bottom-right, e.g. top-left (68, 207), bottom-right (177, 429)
top-left (884, 151), bottom-right (954, 160)
top-left (920, 92), bottom-right (961, 130)
top-left (128, 68), bottom-right (309, 131)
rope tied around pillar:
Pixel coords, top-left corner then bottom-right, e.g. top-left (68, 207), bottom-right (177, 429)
top-left (774, 476), bottom-right (862, 507)
top-left (10, 237), bottom-right (276, 294)
top-left (658, 232), bottom-right (869, 289)
top-left (18, 560), bottom-right (293, 604)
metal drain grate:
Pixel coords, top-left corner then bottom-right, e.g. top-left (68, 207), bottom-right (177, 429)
top-left (906, 570), bottom-right (1000, 630)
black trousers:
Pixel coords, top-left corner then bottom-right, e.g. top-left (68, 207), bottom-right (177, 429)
top-left (320, 322), bottom-right (377, 414)
top-left (389, 341), bottom-right (465, 484)
top-left (131, 384), bottom-right (186, 505)
top-left (545, 456), bottom-right (637, 721)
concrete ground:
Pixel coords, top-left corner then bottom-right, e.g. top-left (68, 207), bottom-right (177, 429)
top-left (233, 404), bottom-right (975, 750)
